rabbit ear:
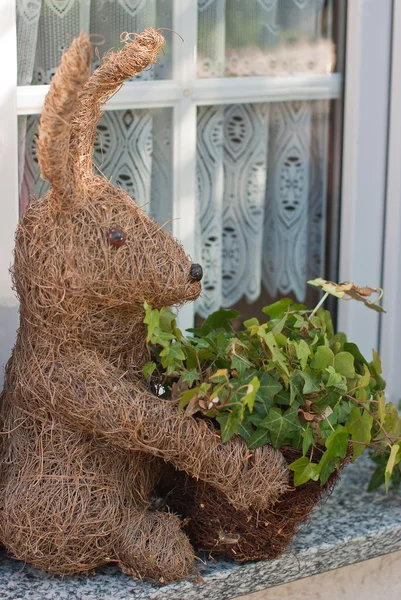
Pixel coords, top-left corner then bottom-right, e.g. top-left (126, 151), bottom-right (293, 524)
top-left (37, 33), bottom-right (92, 195)
top-left (67, 28), bottom-right (165, 182)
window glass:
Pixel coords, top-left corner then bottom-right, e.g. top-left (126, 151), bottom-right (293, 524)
top-left (18, 107), bottom-right (174, 228)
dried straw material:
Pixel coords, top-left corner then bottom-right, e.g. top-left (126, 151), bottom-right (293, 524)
top-left (162, 448), bottom-right (350, 563)
top-left (0, 30), bottom-right (290, 582)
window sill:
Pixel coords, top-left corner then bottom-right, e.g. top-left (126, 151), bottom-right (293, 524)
top-left (1, 456), bottom-right (400, 600)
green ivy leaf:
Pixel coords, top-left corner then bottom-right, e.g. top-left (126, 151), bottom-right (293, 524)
top-left (143, 361), bottom-right (157, 378)
top-left (290, 373), bottom-right (304, 405)
top-left (368, 462), bottom-right (386, 491)
top-left (251, 371), bottom-right (283, 417)
top-left (288, 456), bottom-right (320, 486)
top-left (319, 426), bottom-right (349, 485)
top-left (333, 352), bottom-right (355, 378)
top-left (302, 425), bottom-right (314, 456)
top-left (152, 328), bottom-right (175, 348)
top-left (371, 349), bottom-right (383, 375)
top-left (293, 340), bottom-right (311, 370)
top-left (238, 420), bottom-right (255, 443)
top-left (178, 387), bottom-right (199, 412)
top-left (358, 364), bottom-right (371, 388)
top-left (187, 309), bottom-right (239, 336)
top-left (160, 341), bottom-right (186, 366)
top-left (243, 376), bottom-right (260, 412)
top-left (247, 428), bottom-right (271, 449)
top-left (385, 443), bottom-right (401, 493)
top-left (262, 298), bottom-right (293, 319)
top-left (311, 346), bottom-right (334, 370)
top-left (259, 407), bottom-right (288, 448)
top-left (244, 317), bottom-right (260, 328)
top-left (325, 366), bottom-right (347, 391)
top-left (343, 342), bottom-right (368, 366)
top-left (181, 369), bottom-right (201, 387)
top-left (216, 406), bottom-right (243, 443)
top-left (346, 406), bottom-right (373, 460)
top-left (231, 354), bottom-right (252, 378)
top-left (144, 303), bottom-right (160, 342)
top-left (301, 371), bottom-right (321, 394)
top-left (159, 306), bottom-right (177, 332)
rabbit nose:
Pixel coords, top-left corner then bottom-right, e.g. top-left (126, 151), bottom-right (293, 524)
top-left (189, 263), bottom-right (203, 282)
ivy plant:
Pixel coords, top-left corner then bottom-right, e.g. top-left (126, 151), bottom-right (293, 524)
top-left (143, 287), bottom-right (401, 490)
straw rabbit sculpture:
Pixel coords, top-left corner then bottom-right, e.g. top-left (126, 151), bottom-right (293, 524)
top-left (0, 29), bottom-right (289, 582)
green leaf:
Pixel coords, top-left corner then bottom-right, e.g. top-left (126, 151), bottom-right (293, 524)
top-left (216, 410), bottom-right (241, 443)
top-left (385, 443), bottom-right (401, 493)
top-left (371, 349), bottom-right (382, 375)
top-left (259, 407), bottom-right (288, 448)
top-left (271, 314), bottom-right (288, 334)
top-left (333, 399), bottom-right (352, 424)
top-left (302, 425), bottom-right (314, 456)
top-left (143, 361), bottom-right (157, 378)
top-left (209, 368), bottom-right (229, 382)
top-left (251, 371), bottom-right (283, 417)
top-left (310, 346), bottom-right (334, 370)
top-left (377, 392), bottom-right (386, 425)
top-left (346, 406), bottom-right (373, 460)
top-left (333, 352), bottom-right (355, 378)
top-left (282, 403), bottom-right (302, 432)
top-left (290, 373), bottom-right (304, 405)
top-left (288, 456), bottom-right (320, 486)
top-left (358, 364), bottom-right (371, 388)
top-left (160, 341), bottom-right (186, 363)
top-left (368, 463), bottom-right (386, 491)
top-left (275, 389), bottom-right (291, 406)
top-left (318, 426), bottom-right (349, 485)
top-left (144, 303), bottom-right (160, 342)
top-left (231, 354), bottom-right (252, 378)
top-left (243, 376), bottom-right (260, 412)
top-left (320, 309), bottom-right (334, 338)
top-left (262, 298), bottom-right (293, 319)
top-left (151, 328), bottom-right (175, 348)
top-left (181, 369), bottom-right (201, 387)
top-left (244, 317), bottom-right (259, 328)
top-left (325, 426), bottom-right (349, 457)
top-left (247, 428), bottom-right (271, 449)
top-left (187, 309), bottom-right (239, 336)
top-left (260, 404), bottom-right (301, 448)
top-left (275, 334), bottom-right (288, 348)
top-left (271, 347), bottom-right (290, 376)
top-left (159, 306), bottom-right (177, 332)
top-left (294, 340), bottom-right (311, 370)
top-left (301, 371), bottom-right (321, 394)
top-left (258, 328), bottom-right (276, 353)
top-left (178, 387), bottom-right (199, 411)
top-left (343, 342), bottom-right (368, 366)
top-left (325, 366), bottom-right (347, 391)
top-left (238, 420), bottom-right (255, 443)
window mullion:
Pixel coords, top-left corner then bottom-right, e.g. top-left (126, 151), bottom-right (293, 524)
top-left (0, 0), bottom-right (19, 384)
top-left (172, 0), bottom-right (198, 331)
top-left (192, 73), bottom-right (342, 105)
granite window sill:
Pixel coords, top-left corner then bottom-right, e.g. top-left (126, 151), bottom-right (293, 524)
top-left (1, 456), bottom-right (400, 600)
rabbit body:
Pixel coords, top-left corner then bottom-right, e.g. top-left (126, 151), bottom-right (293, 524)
top-left (0, 30), bottom-right (289, 582)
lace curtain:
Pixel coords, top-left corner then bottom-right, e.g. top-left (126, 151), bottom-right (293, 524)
top-left (17, 0), bottom-right (173, 221)
top-left (195, 0), bottom-right (334, 317)
top-left (17, 0), bottom-right (335, 318)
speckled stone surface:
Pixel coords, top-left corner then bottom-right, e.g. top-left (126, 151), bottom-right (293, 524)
top-left (1, 457), bottom-right (400, 600)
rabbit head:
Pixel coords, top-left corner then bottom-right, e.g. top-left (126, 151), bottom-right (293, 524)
top-left (14, 30), bottom-right (202, 340)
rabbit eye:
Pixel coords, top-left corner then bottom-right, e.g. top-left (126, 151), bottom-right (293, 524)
top-left (108, 227), bottom-right (126, 247)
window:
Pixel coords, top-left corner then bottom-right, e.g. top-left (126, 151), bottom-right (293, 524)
top-left (0, 1), bottom-right (396, 399)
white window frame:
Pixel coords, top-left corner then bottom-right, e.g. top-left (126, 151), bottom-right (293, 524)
top-left (0, 0), bottom-right (396, 395)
